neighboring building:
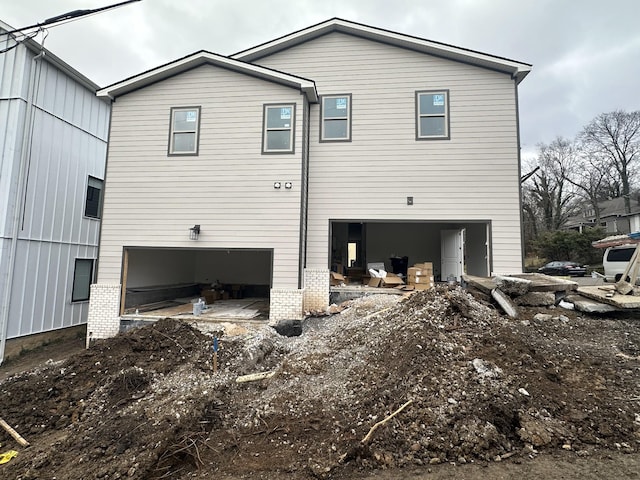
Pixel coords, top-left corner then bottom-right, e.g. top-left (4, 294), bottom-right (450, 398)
top-left (565, 195), bottom-right (640, 234)
top-left (87, 18), bottom-right (531, 339)
top-left (0, 21), bottom-right (110, 363)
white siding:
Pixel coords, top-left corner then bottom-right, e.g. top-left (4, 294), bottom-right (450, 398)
top-left (254, 32), bottom-right (523, 274)
top-left (97, 64), bottom-right (304, 288)
top-left (1, 36), bottom-right (109, 339)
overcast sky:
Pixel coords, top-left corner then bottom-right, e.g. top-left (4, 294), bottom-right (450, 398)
top-left (3, 0), bottom-right (640, 159)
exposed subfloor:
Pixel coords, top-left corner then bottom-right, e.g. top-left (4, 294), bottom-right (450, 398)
top-left (121, 297), bottom-right (270, 322)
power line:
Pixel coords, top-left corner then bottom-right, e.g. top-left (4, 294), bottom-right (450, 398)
top-left (0, 0), bottom-right (142, 37)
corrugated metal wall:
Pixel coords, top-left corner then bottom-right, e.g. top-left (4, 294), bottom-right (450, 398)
top-left (1, 37), bottom-right (109, 339)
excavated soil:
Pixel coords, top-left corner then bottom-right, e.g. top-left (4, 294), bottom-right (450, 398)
top-left (1, 285), bottom-right (639, 479)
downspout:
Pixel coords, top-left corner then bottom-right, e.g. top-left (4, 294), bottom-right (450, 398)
top-left (514, 74), bottom-right (525, 274)
top-left (0, 37), bottom-right (44, 365)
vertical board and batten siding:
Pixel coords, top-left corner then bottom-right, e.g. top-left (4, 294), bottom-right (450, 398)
top-left (0, 40), bottom-right (109, 338)
top-left (97, 64), bottom-right (304, 289)
top-left (254, 32), bottom-right (524, 274)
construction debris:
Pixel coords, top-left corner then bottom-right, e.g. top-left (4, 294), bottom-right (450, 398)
top-left (1, 288), bottom-right (639, 479)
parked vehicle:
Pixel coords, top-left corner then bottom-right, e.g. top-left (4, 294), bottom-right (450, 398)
top-left (538, 261), bottom-right (587, 277)
top-left (603, 244), bottom-right (638, 282)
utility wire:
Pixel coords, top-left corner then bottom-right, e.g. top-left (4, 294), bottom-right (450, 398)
top-left (0, 0), bottom-right (142, 36)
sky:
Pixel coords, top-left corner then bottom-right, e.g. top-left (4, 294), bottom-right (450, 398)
top-left (2, 0), bottom-right (640, 159)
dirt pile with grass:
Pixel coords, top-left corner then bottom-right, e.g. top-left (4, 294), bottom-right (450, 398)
top-left (1, 286), bottom-right (639, 479)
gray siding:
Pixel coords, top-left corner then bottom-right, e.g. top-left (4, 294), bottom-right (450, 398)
top-left (0, 36), bottom-right (109, 339)
top-left (253, 32), bottom-right (523, 274)
top-left (97, 65), bottom-right (304, 288)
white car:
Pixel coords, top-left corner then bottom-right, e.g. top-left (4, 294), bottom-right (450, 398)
top-left (603, 244), bottom-right (638, 282)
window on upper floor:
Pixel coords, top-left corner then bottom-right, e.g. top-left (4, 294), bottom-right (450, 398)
top-left (321, 94), bottom-right (351, 142)
top-left (416, 90), bottom-right (449, 140)
top-left (263, 104), bottom-right (295, 153)
top-left (72, 258), bottom-right (94, 302)
top-left (84, 176), bottom-right (103, 219)
top-left (169, 106), bottom-right (201, 155)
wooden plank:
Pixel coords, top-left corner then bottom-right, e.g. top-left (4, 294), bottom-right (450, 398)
top-left (577, 286), bottom-right (640, 309)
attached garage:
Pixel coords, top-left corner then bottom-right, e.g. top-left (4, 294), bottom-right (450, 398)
top-left (330, 220), bottom-right (491, 282)
top-left (119, 247), bottom-right (273, 317)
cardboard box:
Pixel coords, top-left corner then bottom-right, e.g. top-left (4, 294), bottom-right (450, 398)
top-left (409, 265), bottom-right (433, 276)
top-left (408, 275), bottom-right (434, 285)
top-left (330, 272), bottom-right (346, 286)
top-left (201, 289), bottom-right (216, 305)
top-left (368, 273), bottom-right (404, 287)
top-left (414, 262), bottom-right (433, 271)
top-left (412, 283), bottom-right (433, 291)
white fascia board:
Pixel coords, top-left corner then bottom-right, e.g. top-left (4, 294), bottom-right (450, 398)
top-left (234, 18), bottom-right (532, 84)
top-left (97, 51), bottom-right (318, 102)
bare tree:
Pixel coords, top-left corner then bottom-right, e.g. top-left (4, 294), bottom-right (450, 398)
top-left (580, 110), bottom-right (640, 214)
top-left (524, 138), bottom-right (579, 232)
top-left (565, 149), bottom-right (610, 224)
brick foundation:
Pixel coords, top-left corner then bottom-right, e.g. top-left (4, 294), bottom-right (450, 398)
top-left (87, 284), bottom-right (121, 346)
top-left (303, 268), bottom-right (329, 312)
top-left (269, 288), bottom-right (304, 322)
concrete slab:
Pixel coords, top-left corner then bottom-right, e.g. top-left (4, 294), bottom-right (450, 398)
top-left (564, 294), bottom-right (617, 313)
top-left (464, 273), bottom-right (578, 294)
top-left (577, 286), bottom-right (640, 309)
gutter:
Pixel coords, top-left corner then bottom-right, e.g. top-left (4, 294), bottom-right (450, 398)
top-left (0, 42), bottom-right (43, 365)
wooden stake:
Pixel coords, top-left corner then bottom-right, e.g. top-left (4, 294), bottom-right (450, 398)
top-left (0, 417), bottom-right (30, 447)
top-left (120, 248), bottom-right (129, 316)
top-left (213, 351), bottom-right (217, 373)
top-left (361, 400), bottom-right (413, 445)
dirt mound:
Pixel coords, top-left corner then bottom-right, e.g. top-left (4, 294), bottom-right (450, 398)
top-left (1, 287), bottom-right (639, 479)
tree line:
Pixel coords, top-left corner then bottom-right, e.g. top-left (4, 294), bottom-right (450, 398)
top-left (522, 110), bottom-right (640, 264)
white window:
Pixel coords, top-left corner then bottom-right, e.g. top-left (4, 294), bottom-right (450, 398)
top-left (321, 94), bottom-right (351, 141)
top-left (84, 176), bottom-right (103, 219)
top-left (72, 259), bottom-right (94, 302)
top-left (416, 90), bottom-right (449, 139)
top-left (263, 104), bottom-right (295, 153)
top-left (169, 107), bottom-right (200, 155)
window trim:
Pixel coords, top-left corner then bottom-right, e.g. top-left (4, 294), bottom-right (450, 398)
top-left (415, 90), bottom-right (450, 140)
top-left (71, 258), bottom-right (94, 303)
top-left (262, 103), bottom-right (296, 154)
top-left (84, 175), bottom-right (103, 220)
top-left (168, 106), bottom-right (201, 156)
top-left (320, 94), bottom-right (352, 142)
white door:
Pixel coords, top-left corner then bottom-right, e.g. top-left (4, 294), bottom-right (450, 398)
top-left (441, 229), bottom-right (465, 281)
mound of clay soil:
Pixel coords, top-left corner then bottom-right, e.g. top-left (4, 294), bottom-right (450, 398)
top-left (1, 286), bottom-right (639, 480)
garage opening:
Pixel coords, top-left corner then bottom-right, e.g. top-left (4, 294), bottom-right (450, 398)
top-left (120, 247), bottom-right (272, 320)
top-left (330, 221), bottom-right (490, 283)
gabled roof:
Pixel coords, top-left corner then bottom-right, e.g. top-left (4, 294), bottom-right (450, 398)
top-left (97, 50), bottom-right (318, 102)
top-left (565, 195), bottom-right (640, 228)
top-left (233, 18), bottom-right (532, 84)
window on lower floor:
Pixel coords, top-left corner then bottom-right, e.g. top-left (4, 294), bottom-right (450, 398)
top-left (263, 104), bottom-right (295, 153)
top-left (321, 94), bottom-right (351, 141)
top-left (84, 176), bottom-right (103, 219)
top-left (169, 106), bottom-right (201, 155)
top-left (72, 258), bottom-right (94, 302)
top-left (416, 90), bottom-right (449, 140)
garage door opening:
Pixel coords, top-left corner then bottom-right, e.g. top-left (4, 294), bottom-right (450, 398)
top-left (330, 221), bottom-right (490, 283)
top-left (120, 247), bottom-right (272, 320)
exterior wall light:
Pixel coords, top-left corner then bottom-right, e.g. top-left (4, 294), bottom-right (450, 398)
top-left (189, 224), bottom-right (201, 240)
top-left (285, 181), bottom-right (293, 189)
top-left (274, 182), bottom-right (281, 189)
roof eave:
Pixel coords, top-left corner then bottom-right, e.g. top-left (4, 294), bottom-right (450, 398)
top-left (233, 18), bottom-right (532, 83)
top-left (97, 51), bottom-right (318, 102)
